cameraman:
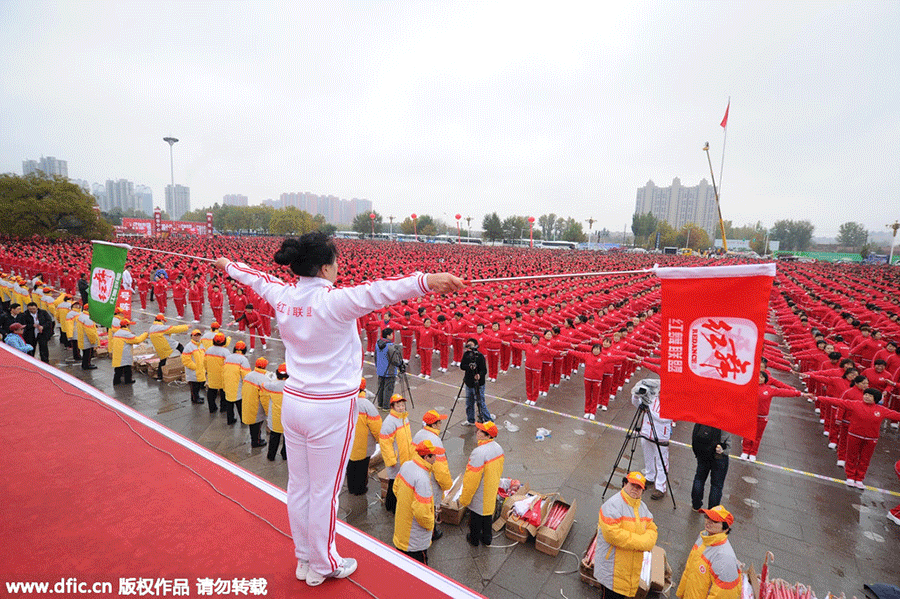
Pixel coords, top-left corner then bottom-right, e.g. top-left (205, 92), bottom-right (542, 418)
top-left (459, 338), bottom-right (492, 425)
top-left (630, 379), bottom-right (672, 501)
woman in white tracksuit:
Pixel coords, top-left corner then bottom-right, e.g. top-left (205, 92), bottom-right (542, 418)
top-left (216, 233), bottom-right (463, 587)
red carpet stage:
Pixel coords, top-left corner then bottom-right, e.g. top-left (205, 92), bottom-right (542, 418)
top-left (0, 344), bottom-right (483, 599)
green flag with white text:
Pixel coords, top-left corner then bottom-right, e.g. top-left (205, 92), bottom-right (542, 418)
top-left (89, 241), bottom-right (129, 328)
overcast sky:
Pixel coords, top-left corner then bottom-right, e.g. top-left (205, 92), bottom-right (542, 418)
top-left (1, 1), bottom-right (898, 237)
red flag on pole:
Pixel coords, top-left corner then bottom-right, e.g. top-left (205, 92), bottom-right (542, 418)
top-left (656, 263), bottom-right (776, 439)
top-left (720, 101), bottom-right (730, 128)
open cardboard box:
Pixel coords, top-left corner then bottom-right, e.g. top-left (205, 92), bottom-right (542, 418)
top-left (579, 529), bottom-right (602, 589)
top-left (504, 491), bottom-right (552, 543)
top-left (439, 475), bottom-right (466, 525)
top-left (634, 546), bottom-right (672, 599)
top-left (535, 497), bottom-right (577, 556)
top-left (378, 468), bottom-right (389, 501)
top-left (492, 483), bottom-right (531, 532)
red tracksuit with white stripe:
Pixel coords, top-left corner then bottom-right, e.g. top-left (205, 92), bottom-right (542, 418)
top-left (817, 396), bottom-right (900, 482)
top-left (741, 384), bottom-right (802, 457)
top-left (225, 260), bottom-right (431, 578)
top-left (511, 341), bottom-right (558, 403)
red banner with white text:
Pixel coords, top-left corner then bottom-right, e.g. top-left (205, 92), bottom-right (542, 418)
top-left (656, 264), bottom-right (776, 439)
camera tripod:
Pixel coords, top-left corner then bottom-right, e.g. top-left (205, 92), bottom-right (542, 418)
top-left (442, 377), bottom-right (491, 440)
top-left (601, 401), bottom-right (677, 509)
top-left (395, 363), bottom-right (415, 410)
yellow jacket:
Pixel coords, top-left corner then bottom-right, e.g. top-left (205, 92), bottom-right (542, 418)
top-left (149, 323), bottom-right (189, 360)
top-left (203, 345), bottom-right (230, 389)
top-left (412, 426), bottom-right (453, 504)
top-left (181, 341), bottom-right (207, 383)
top-left (54, 296), bottom-right (70, 325)
top-left (223, 353), bottom-right (251, 402)
top-left (241, 368), bottom-right (269, 424)
top-left (379, 410), bottom-right (413, 478)
top-left (351, 394), bottom-right (382, 461)
top-left (676, 531), bottom-right (741, 599)
top-left (111, 329), bottom-right (149, 368)
top-left (64, 307), bottom-right (81, 338)
top-left (392, 454), bottom-right (435, 553)
top-left (459, 439), bottom-right (505, 516)
top-left (263, 378), bottom-right (286, 434)
top-left (77, 312), bottom-right (101, 349)
top-left (594, 490), bottom-right (658, 596)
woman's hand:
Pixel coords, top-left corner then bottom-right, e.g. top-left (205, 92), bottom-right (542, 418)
top-left (214, 257), bottom-right (230, 271)
top-left (426, 273), bottom-right (466, 294)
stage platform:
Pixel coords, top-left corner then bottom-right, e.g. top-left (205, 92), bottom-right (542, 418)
top-left (0, 343), bottom-right (484, 599)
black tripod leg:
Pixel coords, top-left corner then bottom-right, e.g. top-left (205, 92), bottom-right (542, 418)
top-left (644, 407), bottom-right (677, 509)
top-left (602, 406), bottom-right (644, 500)
top-left (442, 380), bottom-right (467, 441)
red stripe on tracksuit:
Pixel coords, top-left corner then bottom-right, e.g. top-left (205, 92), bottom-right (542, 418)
top-left (327, 399), bottom-right (357, 571)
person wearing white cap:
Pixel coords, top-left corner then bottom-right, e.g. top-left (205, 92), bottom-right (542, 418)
top-left (676, 505), bottom-right (740, 599)
top-left (593, 471), bottom-right (658, 599)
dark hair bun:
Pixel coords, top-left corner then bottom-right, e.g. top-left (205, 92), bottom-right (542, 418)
top-left (274, 238), bottom-right (302, 266)
top-left (274, 232), bottom-right (338, 277)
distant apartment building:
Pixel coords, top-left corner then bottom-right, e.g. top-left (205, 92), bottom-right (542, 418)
top-left (279, 192), bottom-right (372, 225)
top-left (105, 179), bottom-right (136, 213)
top-left (135, 185), bottom-right (153, 215)
top-left (22, 156), bottom-right (68, 178)
top-left (223, 194), bottom-right (248, 207)
top-left (166, 184), bottom-right (191, 220)
top-left (70, 179), bottom-right (91, 194)
top-left (635, 178), bottom-right (718, 237)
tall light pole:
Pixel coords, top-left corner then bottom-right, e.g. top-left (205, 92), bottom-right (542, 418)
top-left (587, 217), bottom-right (596, 244)
top-left (388, 215), bottom-right (394, 237)
top-left (888, 220), bottom-right (900, 265)
top-left (163, 137), bottom-right (178, 216)
top-left (465, 216), bottom-right (472, 238)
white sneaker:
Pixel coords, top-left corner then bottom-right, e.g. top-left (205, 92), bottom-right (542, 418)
top-left (192, 320), bottom-right (200, 323)
top-left (262, 344), bottom-right (267, 350)
top-left (749, 455), bottom-right (757, 462)
top-left (836, 460), bottom-right (845, 467)
top-left (306, 558), bottom-right (357, 587)
top-left (739, 453), bottom-right (749, 460)
top-left (584, 413), bottom-right (591, 419)
top-left (601, 406), bottom-right (608, 411)
top-left (855, 480), bottom-right (865, 489)
top-left (588, 414), bottom-right (595, 420)
top-left (462, 420), bottom-right (475, 426)
top-left (814, 408), bottom-right (820, 414)
top-left (296, 561), bottom-right (309, 581)
top-left (819, 419), bottom-right (825, 424)
top-left (892, 422), bottom-right (899, 429)
top-left (888, 512), bottom-right (900, 526)
top-left (828, 442), bottom-right (837, 449)
top-left (807, 396), bottom-right (813, 403)
top-left (247, 348), bottom-right (254, 354)
top-left (846, 478), bottom-right (855, 486)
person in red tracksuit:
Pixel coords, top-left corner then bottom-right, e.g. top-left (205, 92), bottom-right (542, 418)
top-left (154, 276), bottom-right (170, 314)
top-left (569, 343), bottom-right (618, 419)
top-left (208, 283), bottom-right (224, 325)
top-left (801, 365), bottom-right (858, 439)
top-left (835, 376), bottom-right (869, 465)
top-left (510, 334), bottom-right (559, 405)
top-left (230, 304), bottom-right (267, 352)
top-left (412, 318), bottom-right (437, 379)
top-left (739, 371), bottom-right (810, 462)
top-left (873, 340), bottom-right (900, 377)
top-left (231, 288), bottom-right (248, 327)
top-left (172, 275), bottom-right (188, 319)
top-left (498, 316), bottom-right (516, 373)
top-left (817, 389), bottom-right (900, 488)
top-left (137, 274), bottom-right (150, 310)
top-left (434, 315), bottom-right (451, 372)
top-left (889, 459), bottom-right (900, 526)
top-left (189, 278), bottom-right (204, 322)
top-left (849, 326), bottom-right (881, 369)
top-left (448, 312), bottom-right (470, 366)
top-left (480, 323), bottom-right (503, 382)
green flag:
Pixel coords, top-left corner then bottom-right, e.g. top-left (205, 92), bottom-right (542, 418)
top-left (89, 241), bottom-right (129, 328)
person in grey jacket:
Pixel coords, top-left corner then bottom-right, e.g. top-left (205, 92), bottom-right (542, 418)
top-left (375, 328), bottom-right (404, 410)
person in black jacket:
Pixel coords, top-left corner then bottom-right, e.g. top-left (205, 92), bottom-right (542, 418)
top-left (459, 338), bottom-right (492, 425)
top-left (690, 423), bottom-right (730, 511)
top-left (77, 273), bottom-right (89, 306)
top-left (17, 302), bottom-right (55, 362)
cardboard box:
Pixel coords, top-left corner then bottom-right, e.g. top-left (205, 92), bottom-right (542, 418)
top-left (535, 497), bottom-right (577, 556)
top-left (635, 546), bottom-right (671, 599)
top-left (162, 358), bottom-right (183, 375)
top-left (379, 469), bottom-right (389, 501)
top-left (439, 475), bottom-right (466, 525)
top-left (162, 372), bottom-right (184, 383)
top-left (504, 492), bottom-right (552, 542)
top-left (492, 483), bottom-right (531, 532)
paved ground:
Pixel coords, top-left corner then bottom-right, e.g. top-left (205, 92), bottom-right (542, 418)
top-left (49, 307), bottom-right (900, 598)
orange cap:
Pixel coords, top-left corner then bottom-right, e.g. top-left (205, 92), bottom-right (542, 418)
top-left (210, 321), bottom-right (221, 329)
top-left (423, 409), bottom-right (448, 425)
top-left (389, 394), bottom-right (406, 405)
top-left (359, 377), bottom-right (367, 390)
top-left (277, 363), bottom-right (287, 374)
top-left (414, 439), bottom-right (445, 457)
top-left (475, 421), bottom-right (498, 438)
top-left (625, 471), bottom-right (647, 489)
top-left (255, 357), bottom-right (269, 369)
top-left (700, 505), bottom-right (734, 526)
top-left (234, 341), bottom-right (247, 351)
top-left (155, 314), bottom-right (166, 322)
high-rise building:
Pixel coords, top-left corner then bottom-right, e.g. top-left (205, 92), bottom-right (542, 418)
top-left (92, 183), bottom-right (108, 211)
top-left (166, 184), bottom-right (190, 220)
top-left (278, 191), bottom-right (372, 225)
top-left (223, 194), bottom-right (249, 207)
top-left (70, 179), bottom-right (91, 194)
top-left (634, 178), bottom-right (718, 237)
top-left (106, 179), bottom-right (136, 213)
top-left (22, 156), bottom-right (68, 178)
top-left (135, 185), bottom-right (153, 216)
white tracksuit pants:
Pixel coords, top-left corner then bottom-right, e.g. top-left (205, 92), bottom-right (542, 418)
top-left (640, 437), bottom-right (669, 493)
top-left (282, 389), bottom-right (358, 576)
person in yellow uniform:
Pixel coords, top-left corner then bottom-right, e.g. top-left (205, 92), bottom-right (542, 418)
top-left (676, 506), bottom-right (740, 599)
top-left (76, 305), bottom-right (101, 370)
top-left (200, 322), bottom-right (230, 350)
top-left (52, 293), bottom-right (72, 347)
top-left (223, 341), bottom-right (251, 424)
top-left (241, 357), bottom-right (270, 448)
top-left (148, 314), bottom-right (188, 381)
top-left (111, 319), bottom-right (148, 385)
top-left (379, 394), bottom-right (413, 513)
top-left (203, 333), bottom-right (230, 413)
top-left (459, 421), bottom-right (504, 547)
top-left (392, 440), bottom-right (442, 565)
top-left (64, 301), bottom-right (82, 362)
top-left (346, 378), bottom-right (382, 494)
top-left (263, 363), bottom-right (289, 461)
top-left (181, 330), bottom-right (208, 405)
top-left (412, 410), bottom-right (452, 541)
top-left (593, 471), bottom-right (658, 599)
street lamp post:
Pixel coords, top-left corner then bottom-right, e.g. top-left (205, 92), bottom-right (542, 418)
top-left (455, 214), bottom-right (461, 242)
top-left (163, 137), bottom-right (178, 216)
top-left (587, 217), bottom-right (596, 244)
top-left (388, 215), bottom-right (394, 237)
top-left (528, 216), bottom-right (535, 248)
top-left (411, 214), bottom-right (418, 241)
top-left (369, 212), bottom-right (376, 237)
top-left (465, 216), bottom-right (472, 239)
top-left (888, 220), bottom-right (900, 265)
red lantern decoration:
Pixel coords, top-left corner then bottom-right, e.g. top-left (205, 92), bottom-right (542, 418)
top-left (411, 214), bottom-right (418, 241)
top-left (455, 214), bottom-right (461, 242)
top-left (528, 216), bottom-right (535, 247)
top-left (369, 212), bottom-right (375, 236)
